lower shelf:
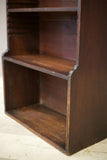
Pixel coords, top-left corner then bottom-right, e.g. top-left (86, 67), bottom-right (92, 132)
top-left (6, 104), bottom-right (66, 150)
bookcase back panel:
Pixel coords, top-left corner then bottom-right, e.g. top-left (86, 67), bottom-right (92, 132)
top-left (40, 73), bottom-right (67, 115)
top-left (40, 13), bottom-right (77, 61)
top-left (8, 35), bottom-right (39, 55)
top-left (39, 0), bottom-right (78, 7)
top-left (7, 0), bottom-right (39, 9)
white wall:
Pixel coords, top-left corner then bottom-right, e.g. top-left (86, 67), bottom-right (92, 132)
top-left (0, 0), bottom-right (7, 77)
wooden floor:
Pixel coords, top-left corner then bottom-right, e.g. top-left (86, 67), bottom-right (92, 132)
top-left (3, 54), bottom-right (76, 79)
top-left (7, 104), bottom-right (66, 149)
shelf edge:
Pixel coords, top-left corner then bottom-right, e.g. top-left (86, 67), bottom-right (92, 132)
top-left (8, 7), bottom-right (78, 13)
top-left (3, 56), bottom-right (70, 80)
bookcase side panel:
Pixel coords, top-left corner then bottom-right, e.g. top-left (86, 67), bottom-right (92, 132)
top-left (67, 0), bottom-right (107, 154)
top-left (7, 12), bottom-right (39, 56)
top-left (3, 61), bottom-right (40, 111)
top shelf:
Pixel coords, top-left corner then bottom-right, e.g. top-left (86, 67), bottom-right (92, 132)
top-left (8, 7), bottom-right (78, 13)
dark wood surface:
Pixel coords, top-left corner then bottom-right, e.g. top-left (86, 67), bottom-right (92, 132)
top-left (4, 54), bottom-right (76, 79)
top-left (8, 0), bottom-right (78, 8)
top-left (8, 7), bottom-right (78, 13)
top-left (3, 61), bottom-right (39, 111)
top-left (7, 12), bottom-right (39, 55)
top-left (40, 73), bottom-right (67, 115)
top-left (2, 0), bottom-right (107, 155)
top-left (66, 0), bottom-right (107, 154)
top-left (39, 0), bottom-right (78, 7)
top-left (3, 60), bottom-right (67, 116)
top-left (7, 0), bottom-right (39, 9)
top-left (40, 12), bottom-right (77, 61)
top-left (7, 104), bottom-right (66, 149)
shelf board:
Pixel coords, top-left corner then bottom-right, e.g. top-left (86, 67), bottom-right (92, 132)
top-left (3, 54), bottom-right (76, 80)
top-left (8, 7), bottom-right (78, 13)
top-left (6, 104), bottom-right (66, 150)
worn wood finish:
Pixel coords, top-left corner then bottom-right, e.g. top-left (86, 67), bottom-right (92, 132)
top-left (3, 55), bottom-right (76, 79)
top-left (7, 104), bottom-right (66, 149)
top-left (2, 0), bottom-right (107, 155)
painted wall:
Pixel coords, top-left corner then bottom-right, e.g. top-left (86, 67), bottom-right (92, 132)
top-left (0, 0), bottom-right (7, 77)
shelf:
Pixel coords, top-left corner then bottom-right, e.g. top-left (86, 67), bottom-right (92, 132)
top-left (8, 7), bottom-right (78, 13)
top-left (3, 54), bottom-right (76, 80)
top-left (7, 104), bottom-right (66, 149)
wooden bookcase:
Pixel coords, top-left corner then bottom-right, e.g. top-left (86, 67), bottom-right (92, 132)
top-left (2, 0), bottom-right (107, 155)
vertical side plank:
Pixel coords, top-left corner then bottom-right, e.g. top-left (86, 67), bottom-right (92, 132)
top-left (68, 0), bottom-right (107, 154)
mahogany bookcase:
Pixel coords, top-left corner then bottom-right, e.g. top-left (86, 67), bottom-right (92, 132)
top-left (2, 0), bottom-right (107, 155)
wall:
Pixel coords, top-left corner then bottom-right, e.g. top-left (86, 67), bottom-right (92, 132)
top-left (0, 0), bottom-right (7, 77)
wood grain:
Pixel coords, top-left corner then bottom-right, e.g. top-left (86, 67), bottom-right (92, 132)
top-left (67, 0), bottom-right (107, 154)
top-left (2, 0), bottom-right (107, 156)
top-left (3, 61), bottom-right (39, 111)
top-left (7, 104), bottom-right (66, 149)
top-left (40, 13), bottom-right (77, 61)
top-left (39, 0), bottom-right (78, 7)
top-left (40, 73), bottom-right (67, 115)
top-left (3, 54), bottom-right (76, 79)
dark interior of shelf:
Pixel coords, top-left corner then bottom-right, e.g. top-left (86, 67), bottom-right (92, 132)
top-left (4, 54), bottom-right (76, 79)
top-left (4, 61), bottom-right (67, 149)
top-left (4, 61), bottom-right (68, 116)
top-left (7, 104), bottom-right (66, 149)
